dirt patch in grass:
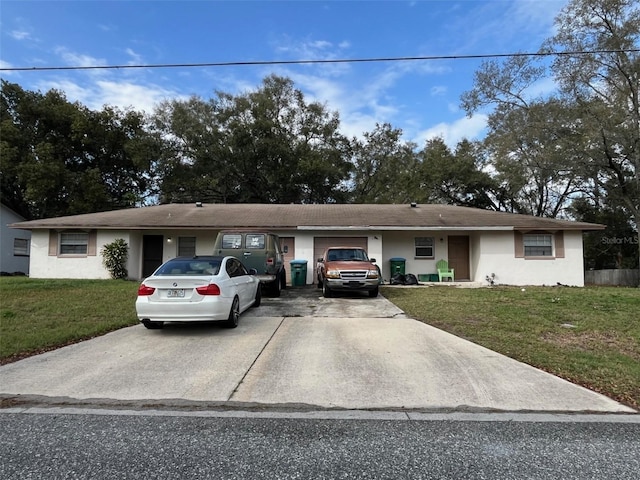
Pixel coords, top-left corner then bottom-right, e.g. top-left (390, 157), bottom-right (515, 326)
top-left (541, 330), bottom-right (640, 361)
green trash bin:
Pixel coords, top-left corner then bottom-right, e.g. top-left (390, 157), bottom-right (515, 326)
top-left (389, 257), bottom-right (406, 275)
top-left (290, 259), bottom-right (308, 287)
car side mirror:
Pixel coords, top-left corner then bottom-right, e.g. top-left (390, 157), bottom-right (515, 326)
top-left (317, 258), bottom-right (324, 263)
top-left (370, 258), bottom-right (376, 263)
top-left (248, 268), bottom-right (258, 275)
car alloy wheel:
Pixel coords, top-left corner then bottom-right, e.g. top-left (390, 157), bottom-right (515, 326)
top-left (226, 296), bottom-right (240, 328)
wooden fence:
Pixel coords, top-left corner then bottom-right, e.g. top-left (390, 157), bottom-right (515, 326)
top-left (585, 269), bottom-right (639, 286)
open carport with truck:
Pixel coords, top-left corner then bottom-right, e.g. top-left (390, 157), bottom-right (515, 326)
top-left (316, 246), bottom-right (380, 298)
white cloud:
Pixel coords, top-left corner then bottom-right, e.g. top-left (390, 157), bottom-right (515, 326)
top-left (415, 114), bottom-right (488, 148)
top-left (10, 30), bottom-right (31, 41)
top-left (54, 47), bottom-right (105, 68)
top-left (431, 85), bottom-right (447, 96)
top-left (125, 48), bottom-right (143, 66)
top-left (34, 78), bottom-right (183, 113)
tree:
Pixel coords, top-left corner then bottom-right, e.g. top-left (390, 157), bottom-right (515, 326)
top-left (0, 81), bottom-right (159, 219)
top-left (349, 123), bottom-right (418, 203)
top-left (414, 137), bottom-right (498, 209)
top-left (461, 0), bottom-right (639, 276)
top-left (546, 0), bottom-right (640, 272)
top-left (153, 75), bottom-right (352, 204)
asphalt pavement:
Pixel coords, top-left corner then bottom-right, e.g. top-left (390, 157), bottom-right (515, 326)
top-left (0, 286), bottom-right (636, 413)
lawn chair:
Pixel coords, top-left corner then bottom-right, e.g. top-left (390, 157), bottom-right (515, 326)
top-left (436, 259), bottom-right (455, 282)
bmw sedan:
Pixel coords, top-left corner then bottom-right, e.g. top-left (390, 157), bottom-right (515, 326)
top-left (136, 256), bottom-right (261, 329)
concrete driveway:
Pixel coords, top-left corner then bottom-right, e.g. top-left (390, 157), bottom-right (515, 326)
top-left (0, 287), bottom-right (635, 413)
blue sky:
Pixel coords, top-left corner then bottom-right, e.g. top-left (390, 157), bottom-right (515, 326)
top-left (1, 0), bottom-right (567, 147)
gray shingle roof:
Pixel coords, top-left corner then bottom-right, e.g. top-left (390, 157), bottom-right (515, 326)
top-left (10, 203), bottom-right (604, 231)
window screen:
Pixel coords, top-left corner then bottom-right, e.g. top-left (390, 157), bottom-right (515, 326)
top-left (60, 232), bottom-right (88, 255)
top-left (178, 236), bottom-right (196, 256)
top-left (14, 238), bottom-right (29, 256)
top-left (524, 234), bottom-right (552, 256)
top-left (415, 237), bottom-right (434, 258)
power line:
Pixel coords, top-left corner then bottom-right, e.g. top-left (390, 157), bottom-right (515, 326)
top-left (1, 49), bottom-right (638, 72)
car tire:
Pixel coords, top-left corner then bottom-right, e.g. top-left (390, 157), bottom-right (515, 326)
top-left (269, 274), bottom-right (282, 297)
top-left (280, 269), bottom-right (286, 290)
top-left (368, 286), bottom-right (379, 298)
top-left (142, 320), bottom-right (164, 329)
top-left (322, 281), bottom-right (332, 298)
top-left (252, 285), bottom-right (261, 308)
top-left (317, 276), bottom-right (322, 288)
top-left (226, 296), bottom-right (240, 328)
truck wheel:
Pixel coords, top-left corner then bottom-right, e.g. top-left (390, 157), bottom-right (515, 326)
top-left (270, 274), bottom-right (282, 297)
top-left (322, 282), bottom-right (332, 298)
top-left (368, 286), bottom-right (379, 298)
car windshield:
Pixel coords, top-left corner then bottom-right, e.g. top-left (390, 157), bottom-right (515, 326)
top-left (154, 258), bottom-right (221, 276)
top-left (329, 249), bottom-right (369, 261)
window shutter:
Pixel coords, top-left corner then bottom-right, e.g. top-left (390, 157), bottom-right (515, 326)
top-left (555, 231), bottom-right (565, 258)
top-left (87, 230), bottom-right (97, 256)
top-left (49, 230), bottom-right (58, 256)
top-left (514, 231), bottom-right (524, 258)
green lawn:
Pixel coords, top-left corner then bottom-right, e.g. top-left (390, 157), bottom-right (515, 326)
top-left (0, 277), bottom-right (139, 362)
top-left (381, 285), bottom-right (640, 409)
top-left (1, 277), bottom-right (638, 409)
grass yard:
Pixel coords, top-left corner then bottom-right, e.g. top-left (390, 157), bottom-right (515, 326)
top-left (1, 277), bottom-right (638, 409)
top-left (0, 277), bottom-right (139, 363)
top-left (381, 285), bottom-right (640, 409)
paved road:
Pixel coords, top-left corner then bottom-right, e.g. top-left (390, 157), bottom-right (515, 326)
top-left (2, 409), bottom-right (639, 479)
top-left (0, 287), bottom-right (635, 413)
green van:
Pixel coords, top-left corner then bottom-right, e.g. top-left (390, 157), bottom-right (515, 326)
top-left (213, 230), bottom-right (286, 296)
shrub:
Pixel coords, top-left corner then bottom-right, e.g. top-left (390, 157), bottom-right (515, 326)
top-left (101, 239), bottom-right (129, 279)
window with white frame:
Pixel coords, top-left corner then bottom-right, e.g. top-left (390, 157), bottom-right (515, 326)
top-left (59, 232), bottom-right (89, 255)
top-left (415, 237), bottom-right (435, 258)
top-left (523, 234), bottom-right (552, 257)
top-left (14, 238), bottom-right (30, 256)
top-left (178, 236), bottom-right (196, 256)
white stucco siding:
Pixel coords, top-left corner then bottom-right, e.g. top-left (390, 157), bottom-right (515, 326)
top-left (381, 231), bottom-right (459, 281)
top-left (473, 231), bottom-right (586, 286)
top-left (29, 230), bottom-right (135, 279)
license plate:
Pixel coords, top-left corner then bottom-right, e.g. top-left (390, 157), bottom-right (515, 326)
top-left (167, 289), bottom-right (185, 298)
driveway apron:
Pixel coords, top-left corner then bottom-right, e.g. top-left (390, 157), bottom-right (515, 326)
top-left (0, 288), bottom-right (634, 413)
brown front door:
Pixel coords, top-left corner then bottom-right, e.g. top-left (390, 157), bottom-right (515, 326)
top-left (448, 236), bottom-right (470, 281)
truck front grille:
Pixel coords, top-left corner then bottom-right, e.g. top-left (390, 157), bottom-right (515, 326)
top-left (339, 271), bottom-right (368, 280)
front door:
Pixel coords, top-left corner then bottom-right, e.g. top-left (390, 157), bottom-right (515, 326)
top-left (448, 236), bottom-right (470, 281)
top-left (142, 235), bottom-right (164, 278)
top-left (281, 237), bottom-right (295, 285)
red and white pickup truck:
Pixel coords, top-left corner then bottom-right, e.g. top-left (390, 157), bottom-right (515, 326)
top-left (316, 246), bottom-right (380, 298)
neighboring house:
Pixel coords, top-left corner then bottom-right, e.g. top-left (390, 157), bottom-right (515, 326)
top-left (1, 203), bottom-right (31, 275)
top-left (9, 202), bottom-right (604, 286)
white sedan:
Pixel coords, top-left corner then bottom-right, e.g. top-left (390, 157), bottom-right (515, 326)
top-left (136, 256), bottom-right (261, 329)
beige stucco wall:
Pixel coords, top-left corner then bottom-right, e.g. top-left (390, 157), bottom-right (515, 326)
top-left (27, 228), bottom-right (586, 286)
top-left (29, 230), bottom-right (134, 279)
top-left (474, 230), bottom-right (586, 286)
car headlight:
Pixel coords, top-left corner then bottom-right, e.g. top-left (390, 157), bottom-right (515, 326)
top-left (325, 269), bottom-right (341, 279)
top-left (366, 269), bottom-right (379, 279)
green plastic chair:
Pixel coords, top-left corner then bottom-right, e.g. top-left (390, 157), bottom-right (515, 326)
top-left (436, 259), bottom-right (455, 282)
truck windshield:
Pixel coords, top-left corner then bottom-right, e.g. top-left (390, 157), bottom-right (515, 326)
top-left (329, 249), bottom-right (369, 261)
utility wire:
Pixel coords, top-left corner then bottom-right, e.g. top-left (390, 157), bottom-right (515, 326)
top-left (1, 49), bottom-right (638, 72)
